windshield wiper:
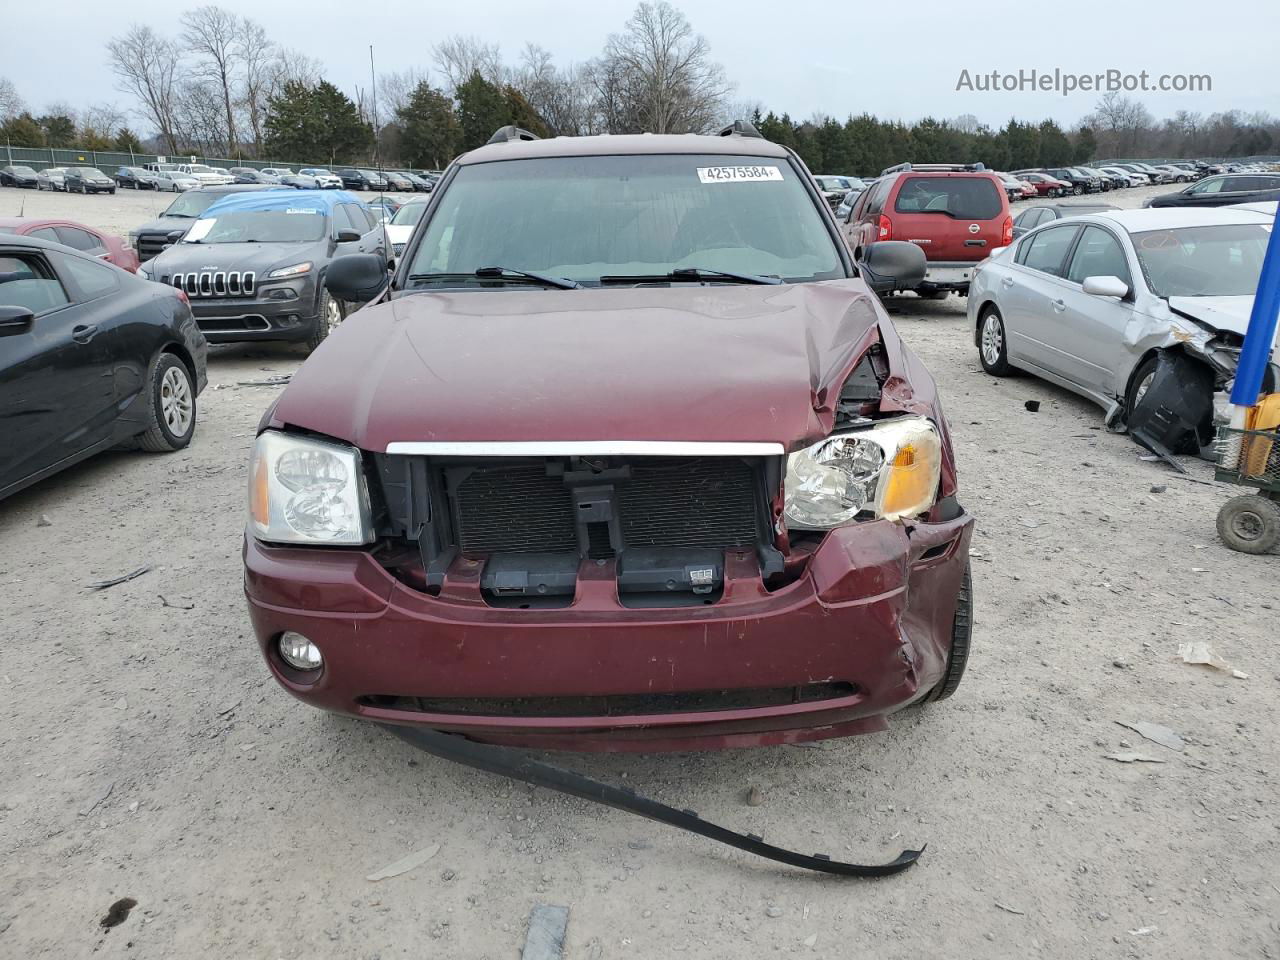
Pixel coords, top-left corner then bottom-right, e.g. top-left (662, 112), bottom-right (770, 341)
top-left (599, 267), bottom-right (783, 286)
top-left (407, 267), bottom-right (580, 290)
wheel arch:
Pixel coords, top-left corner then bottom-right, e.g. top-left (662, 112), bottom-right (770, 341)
top-left (973, 298), bottom-right (1000, 346)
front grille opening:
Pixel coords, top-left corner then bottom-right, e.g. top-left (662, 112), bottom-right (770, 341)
top-left (357, 682), bottom-right (858, 718)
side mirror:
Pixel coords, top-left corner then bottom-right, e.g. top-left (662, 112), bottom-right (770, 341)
top-left (334, 228), bottom-right (362, 243)
top-left (1082, 275), bottom-right (1129, 299)
top-left (857, 240), bottom-right (926, 295)
top-left (0, 304), bottom-right (35, 336)
top-left (326, 254), bottom-right (387, 304)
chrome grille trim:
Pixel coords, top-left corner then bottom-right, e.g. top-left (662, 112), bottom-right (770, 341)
top-left (169, 271), bottom-right (256, 297)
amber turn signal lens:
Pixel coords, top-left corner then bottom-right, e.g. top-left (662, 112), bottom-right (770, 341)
top-left (249, 447), bottom-right (270, 530)
top-left (880, 437), bottom-right (940, 520)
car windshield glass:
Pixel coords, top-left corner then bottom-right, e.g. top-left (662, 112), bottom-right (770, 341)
top-left (185, 210), bottom-right (327, 244)
top-left (894, 176), bottom-right (1003, 218)
top-left (360, 170), bottom-right (380, 178)
top-left (188, 165), bottom-right (216, 173)
top-left (408, 154), bottom-right (842, 285)
top-left (1132, 223), bottom-right (1270, 297)
top-left (12, 166), bottom-right (35, 175)
top-left (162, 192), bottom-right (222, 217)
top-left (390, 202), bottom-right (428, 226)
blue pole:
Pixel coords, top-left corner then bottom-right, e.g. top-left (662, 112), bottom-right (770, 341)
top-left (1230, 204), bottom-right (1280, 407)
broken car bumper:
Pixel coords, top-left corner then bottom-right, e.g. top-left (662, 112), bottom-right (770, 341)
top-left (244, 511), bottom-right (973, 751)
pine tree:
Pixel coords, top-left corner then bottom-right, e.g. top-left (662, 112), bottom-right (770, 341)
top-left (456, 71), bottom-right (510, 152)
top-left (398, 81), bottom-right (460, 169)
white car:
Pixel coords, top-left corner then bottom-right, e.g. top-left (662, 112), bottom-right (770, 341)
top-left (382, 198), bottom-right (428, 261)
top-left (1100, 166), bottom-right (1147, 187)
top-left (298, 167), bottom-right (344, 189)
top-left (36, 167), bottom-right (67, 191)
top-left (1232, 200), bottom-right (1278, 217)
top-left (154, 171), bottom-right (201, 192)
top-left (177, 163), bottom-right (234, 186)
top-left (968, 207), bottom-right (1278, 455)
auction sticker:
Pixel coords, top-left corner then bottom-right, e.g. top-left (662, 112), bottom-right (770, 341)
top-left (697, 165), bottom-right (783, 184)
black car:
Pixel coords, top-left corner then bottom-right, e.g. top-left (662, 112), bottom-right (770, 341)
top-left (234, 169), bottom-right (281, 185)
top-left (1, 165), bottom-right (40, 188)
top-left (1146, 172), bottom-right (1280, 209)
top-left (1010, 202), bottom-right (1120, 238)
top-left (64, 167), bottom-right (117, 194)
top-left (336, 168), bottom-right (389, 191)
top-left (128, 184), bottom-right (292, 263)
top-left (1044, 167), bottom-right (1098, 196)
top-left (394, 171), bottom-right (433, 192)
top-left (137, 190), bottom-right (386, 352)
top-left (0, 234), bottom-right (207, 501)
top-left (114, 166), bottom-right (163, 190)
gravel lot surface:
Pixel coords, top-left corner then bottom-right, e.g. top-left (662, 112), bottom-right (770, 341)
top-left (1, 183), bottom-right (1276, 959)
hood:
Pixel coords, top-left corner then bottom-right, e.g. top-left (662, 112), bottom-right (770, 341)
top-left (135, 213), bottom-right (193, 235)
top-left (273, 281), bottom-right (903, 453)
top-left (145, 240), bottom-right (326, 277)
top-left (1169, 295), bottom-right (1280, 359)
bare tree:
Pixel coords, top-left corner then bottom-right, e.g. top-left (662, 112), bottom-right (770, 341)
top-left (433, 35), bottom-right (504, 93)
top-left (237, 18), bottom-right (276, 155)
top-left (82, 103), bottom-right (127, 138)
top-left (107, 25), bottom-right (181, 153)
top-left (952, 113), bottom-right (982, 135)
top-left (272, 47), bottom-right (324, 92)
top-left (182, 5), bottom-right (240, 155)
top-left (379, 68), bottom-right (429, 118)
top-left (597, 2), bottom-right (730, 134)
top-left (0, 77), bottom-right (24, 121)
top-left (1085, 91), bottom-right (1154, 157)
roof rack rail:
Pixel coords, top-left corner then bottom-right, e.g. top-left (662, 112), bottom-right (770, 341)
top-left (717, 120), bottom-right (763, 139)
top-left (486, 125), bottom-right (541, 145)
top-left (880, 161), bottom-right (988, 176)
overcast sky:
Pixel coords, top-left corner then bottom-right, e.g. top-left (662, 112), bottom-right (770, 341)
top-left (5, 0), bottom-right (1272, 130)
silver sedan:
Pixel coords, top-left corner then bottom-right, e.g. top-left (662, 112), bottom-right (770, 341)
top-left (967, 207), bottom-right (1279, 452)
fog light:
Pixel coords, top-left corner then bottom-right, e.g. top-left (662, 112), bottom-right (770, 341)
top-left (278, 632), bottom-right (322, 671)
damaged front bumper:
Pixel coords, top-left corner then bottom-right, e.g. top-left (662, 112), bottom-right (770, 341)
top-left (244, 510), bottom-right (973, 752)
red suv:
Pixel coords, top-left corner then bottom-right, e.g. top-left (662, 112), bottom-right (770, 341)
top-left (243, 124), bottom-right (973, 752)
top-left (841, 163), bottom-right (1012, 298)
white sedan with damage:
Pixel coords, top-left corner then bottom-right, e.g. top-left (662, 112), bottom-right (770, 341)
top-left (967, 207), bottom-right (1279, 457)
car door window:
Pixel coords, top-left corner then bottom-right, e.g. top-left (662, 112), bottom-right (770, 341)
top-left (56, 253), bottom-right (119, 301)
top-left (331, 204), bottom-right (354, 233)
top-left (1017, 225), bottom-right (1080, 277)
top-left (863, 178), bottom-right (892, 217)
top-left (28, 227), bottom-right (61, 243)
top-left (1189, 177), bottom-right (1224, 195)
top-left (1065, 226), bottom-right (1132, 287)
top-left (55, 226), bottom-right (106, 254)
top-left (0, 253), bottom-right (70, 314)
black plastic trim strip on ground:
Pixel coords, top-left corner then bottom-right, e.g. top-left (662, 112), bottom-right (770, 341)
top-left (381, 724), bottom-right (924, 878)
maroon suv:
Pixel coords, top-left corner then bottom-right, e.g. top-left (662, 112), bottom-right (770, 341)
top-left (842, 163), bottom-right (1013, 298)
top-left (244, 124), bottom-right (974, 751)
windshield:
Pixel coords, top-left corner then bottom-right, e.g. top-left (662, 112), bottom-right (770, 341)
top-left (390, 202), bottom-right (428, 226)
top-left (11, 166), bottom-right (35, 175)
top-left (184, 210), bottom-right (328, 244)
top-left (408, 154), bottom-right (842, 285)
top-left (162, 192), bottom-right (224, 217)
top-left (80, 168), bottom-right (107, 178)
top-left (894, 176), bottom-right (1003, 219)
top-left (188, 165), bottom-right (216, 174)
top-left (1133, 223), bottom-right (1270, 297)
top-left (360, 169), bottom-right (381, 178)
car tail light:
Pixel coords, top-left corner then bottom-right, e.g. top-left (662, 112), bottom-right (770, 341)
top-left (877, 215), bottom-right (893, 241)
top-left (1001, 216), bottom-right (1014, 247)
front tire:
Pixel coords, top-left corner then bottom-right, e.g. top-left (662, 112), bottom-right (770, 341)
top-left (978, 306), bottom-right (1013, 375)
top-left (927, 561), bottom-right (972, 701)
top-left (138, 353), bottom-right (196, 452)
top-left (303, 289), bottom-right (345, 354)
top-left (1073, 185), bottom-right (1083, 196)
top-left (1217, 495), bottom-right (1280, 554)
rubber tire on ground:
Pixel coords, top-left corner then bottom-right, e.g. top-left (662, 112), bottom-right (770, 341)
top-left (978, 305), bottom-right (1013, 376)
top-left (303, 289), bottom-right (344, 354)
top-left (928, 560), bottom-right (973, 701)
top-left (1125, 355), bottom-right (1159, 420)
top-left (1073, 185), bottom-right (1083, 196)
top-left (1217, 495), bottom-right (1280, 554)
top-left (921, 289), bottom-right (949, 300)
top-left (137, 353), bottom-right (196, 453)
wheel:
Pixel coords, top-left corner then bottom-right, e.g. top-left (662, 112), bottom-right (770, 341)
top-left (921, 289), bottom-right (949, 300)
top-left (137, 353), bottom-right (196, 452)
top-left (978, 306), bottom-right (1013, 375)
top-left (303, 289), bottom-right (345, 353)
top-left (1126, 355), bottom-right (1159, 418)
top-left (1073, 185), bottom-right (1083, 196)
top-left (928, 560), bottom-right (972, 701)
top-left (109, 189), bottom-right (116, 195)
top-left (1217, 495), bottom-right (1280, 554)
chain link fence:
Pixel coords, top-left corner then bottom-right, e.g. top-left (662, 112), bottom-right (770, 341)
top-left (2, 143), bottom-right (319, 173)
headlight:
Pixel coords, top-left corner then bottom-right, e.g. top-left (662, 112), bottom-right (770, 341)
top-left (248, 431), bottom-right (372, 545)
top-left (784, 416), bottom-right (942, 528)
top-left (266, 261), bottom-right (312, 279)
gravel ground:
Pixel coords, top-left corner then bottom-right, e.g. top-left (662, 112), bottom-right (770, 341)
top-left (0, 183), bottom-right (1277, 959)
